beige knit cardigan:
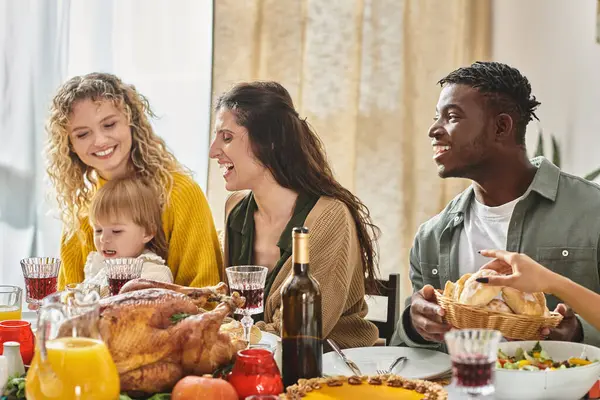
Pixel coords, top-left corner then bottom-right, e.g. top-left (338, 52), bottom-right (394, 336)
top-left (223, 191), bottom-right (378, 349)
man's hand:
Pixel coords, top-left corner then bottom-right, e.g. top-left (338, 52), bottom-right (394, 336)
top-left (409, 285), bottom-right (452, 342)
top-left (540, 304), bottom-right (583, 342)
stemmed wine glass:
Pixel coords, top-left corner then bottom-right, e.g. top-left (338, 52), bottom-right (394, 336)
top-left (226, 266), bottom-right (268, 348)
top-left (445, 329), bottom-right (502, 398)
top-left (20, 257), bottom-right (61, 310)
top-left (104, 258), bottom-right (143, 296)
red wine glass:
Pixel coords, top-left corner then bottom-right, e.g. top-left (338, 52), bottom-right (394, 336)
top-left (226, 266), bottom-right (268, 348)
top-left (445, 329), bottom-right (502, 398)
top-left (20, 257), bottom-right (61, 310)
top-left (104, 258), bottom-right (143, 296)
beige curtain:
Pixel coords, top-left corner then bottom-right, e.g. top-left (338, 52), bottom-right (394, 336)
top-left (207, 0), bottom-right (490, 300)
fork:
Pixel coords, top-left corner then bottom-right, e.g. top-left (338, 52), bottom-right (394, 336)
top-left (376, 356), bottom-right (407, 375)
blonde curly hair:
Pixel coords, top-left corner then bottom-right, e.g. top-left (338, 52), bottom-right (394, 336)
top-left (46, 72), bottom-right (186, 238)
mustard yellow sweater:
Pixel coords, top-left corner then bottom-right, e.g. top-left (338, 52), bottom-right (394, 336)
top-left (58, 172), bottom-right (223, 289)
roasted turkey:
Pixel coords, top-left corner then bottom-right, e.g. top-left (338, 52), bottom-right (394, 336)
top-left (60, 279), bottom-right (246, 395)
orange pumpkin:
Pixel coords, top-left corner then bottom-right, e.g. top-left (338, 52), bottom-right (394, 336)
top-left (171, 376), bottom-right (238, 400)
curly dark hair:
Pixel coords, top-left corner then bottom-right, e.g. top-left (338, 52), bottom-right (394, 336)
top-left (216, 81), bottom-right (381, 290)
top-left (438, 61), bottom-right (541, 145)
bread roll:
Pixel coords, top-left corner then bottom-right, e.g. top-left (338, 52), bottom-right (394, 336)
top-left (458, 270), bottom-right (503, 306)
top-left (485, 299), bottom-right (514, 314)
top-left (443, 280), bottom-right (455, 298)
top-left (502, 287), bottom-right (547, 316)
top-left (453, 273), bottom-right (472, 301)
top-left (544, 306), bottom-right (551, 317)
top-left (220, 320), bottom-right (263, 345)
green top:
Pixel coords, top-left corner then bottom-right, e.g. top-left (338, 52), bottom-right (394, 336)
top-left (391, 157), bottom-right (600, 349)
top-left (227, 191), bottom-right (319, 321)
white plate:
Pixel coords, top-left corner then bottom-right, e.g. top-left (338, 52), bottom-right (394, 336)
top-left (253, 331), bottom-right (282, 370)
top-left (323, 346), bottom-right (451, 380)
top-left (256, 331), bottom-right (279, 350)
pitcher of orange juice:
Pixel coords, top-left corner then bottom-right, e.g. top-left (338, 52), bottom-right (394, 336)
top-left (26, 288), bottom-right (120, 399)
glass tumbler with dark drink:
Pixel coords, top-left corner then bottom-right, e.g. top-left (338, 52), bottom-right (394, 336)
top-left (280, 227), bottom-right (323, 389)
top-left (445, 329), bottom-right (502, 398)
top-left (226, 266), bottom-right (268, 348)
top-left (104, 258), bottom-right (143, 296)
top-left (20, 257), bottom-right (61, 309)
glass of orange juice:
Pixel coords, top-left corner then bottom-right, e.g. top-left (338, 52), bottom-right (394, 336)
top-left (0, 286), bottom-right (22, 322)
top-left (26, 288), bottom-right (120, 400)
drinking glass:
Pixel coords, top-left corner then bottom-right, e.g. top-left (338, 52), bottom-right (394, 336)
top-left (0, 286), bottom-right (22, 321)
top-left (228, 348), bottom-right (283, 398)
top-left (104, 258), bottom-right (143, 296)
top-left (20, 257), bottom-right (61, 309)
top-left (226, 266), bottom-right (268, 347)
top-left (25, 288), bottom-right (120, 399)
top-left (445, 329), bottom-right (502, 398)
top-left (0, 320), bottom-right (35, 365)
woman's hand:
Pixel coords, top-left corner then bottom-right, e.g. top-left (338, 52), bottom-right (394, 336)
top-left (478, 249), bottom-right (584, 341)
top-left (475, 249), bottom-right (560, 294)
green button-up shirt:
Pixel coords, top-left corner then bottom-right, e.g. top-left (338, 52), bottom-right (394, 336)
top-left (227, 191), bottom-right (319, 321)
top-left (391, 157), bottom-right (600, 348)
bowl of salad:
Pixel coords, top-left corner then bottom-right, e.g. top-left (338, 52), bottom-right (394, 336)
top-left (494, 341), bottom-right (600, 400)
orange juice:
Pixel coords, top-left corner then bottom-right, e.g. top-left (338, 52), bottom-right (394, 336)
top-left (0, 305), bottom-right (22, 321)
top-left (26, 337), bottom-right (120, 400)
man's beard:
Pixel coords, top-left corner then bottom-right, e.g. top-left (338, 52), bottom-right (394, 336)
top-left (438, 136), bottom-right (491, 180)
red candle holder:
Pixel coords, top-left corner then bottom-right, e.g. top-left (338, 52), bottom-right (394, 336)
top-left (0, 320), bottom-right (35, 365)
top-left (228, 348), bottom-right (283, 399)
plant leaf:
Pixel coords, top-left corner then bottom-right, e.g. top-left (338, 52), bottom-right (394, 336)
top-left (170, 312), bottom-right (192, 324)
top-left (213, 362), bottom-right (235, 378)
top-left (584, 167), bottom-right (600, 181)
top-left (551, 135), bottom-right (561, 168)
top-left (147, 394), bottom-right (171, 400)
top-left (534, 131), bottom-right (545, 157)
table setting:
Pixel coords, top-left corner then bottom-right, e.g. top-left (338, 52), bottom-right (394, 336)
top-left (0, 258), bottom-right (599, 400)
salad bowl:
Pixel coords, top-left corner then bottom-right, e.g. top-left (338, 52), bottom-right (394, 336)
top-left (494, 341), bottom-right (600, 400)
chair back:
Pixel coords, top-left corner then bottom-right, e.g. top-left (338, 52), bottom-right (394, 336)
top-left (365, 273), bottom-right (400, 345)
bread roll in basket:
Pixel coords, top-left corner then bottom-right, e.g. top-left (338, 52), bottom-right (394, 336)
top-left (220, 318), bottom-right (263, 345)
top-left (434, 269), bottom-right (563, 340)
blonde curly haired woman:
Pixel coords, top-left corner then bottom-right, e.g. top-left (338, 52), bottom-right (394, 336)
top-left (46, 72), bottom-right (222, 289)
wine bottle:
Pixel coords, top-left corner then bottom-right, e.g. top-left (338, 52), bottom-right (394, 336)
top-left (280, 226), bottom-right (323, 388)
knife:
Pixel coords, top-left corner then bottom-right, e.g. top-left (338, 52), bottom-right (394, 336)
top-left (327, 338), bottom-right (362, 376)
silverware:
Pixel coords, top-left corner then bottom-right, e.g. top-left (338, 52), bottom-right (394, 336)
top-left (327, 338), bottom-right (362, 376)
top-left (424, 370), bottom-right (453, 381)
top-left (376, 356), bottom-right (407, 375)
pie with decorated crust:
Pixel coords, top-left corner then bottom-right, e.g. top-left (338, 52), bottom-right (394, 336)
top-left (281, 375), bottom-right (448, 399)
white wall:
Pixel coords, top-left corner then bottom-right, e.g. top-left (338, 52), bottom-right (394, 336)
top-left (67, 0), bottom-right (214, 190)
top-left (492, 0), bottom-right (600, 178)
top-left (0, 1), bottom-right (214, 288)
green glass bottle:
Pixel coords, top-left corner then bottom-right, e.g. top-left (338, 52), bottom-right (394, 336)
top-left (280, 226), bottom-right (323, 388)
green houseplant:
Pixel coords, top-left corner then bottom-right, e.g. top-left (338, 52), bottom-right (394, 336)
top-left (533, 130), bottom-right (600, 182)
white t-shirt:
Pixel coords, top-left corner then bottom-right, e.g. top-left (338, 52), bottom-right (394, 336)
top-left (457, 194), bottom-right (521, 277)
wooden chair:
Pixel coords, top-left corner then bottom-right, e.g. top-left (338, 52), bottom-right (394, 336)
top-left (365, 273), bottom-right (401, 345)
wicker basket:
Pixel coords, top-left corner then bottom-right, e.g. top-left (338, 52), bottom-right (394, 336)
top-left (434, 291), bottom-right (563, 340)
